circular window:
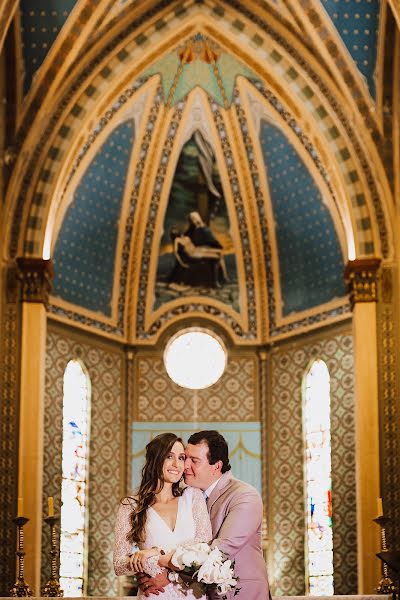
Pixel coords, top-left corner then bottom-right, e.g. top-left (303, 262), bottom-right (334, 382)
top-left (164, 328), bottom-right (227, 390)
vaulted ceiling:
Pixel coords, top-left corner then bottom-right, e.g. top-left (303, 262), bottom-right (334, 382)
top-left (1, 0), bottom-right (398, 345)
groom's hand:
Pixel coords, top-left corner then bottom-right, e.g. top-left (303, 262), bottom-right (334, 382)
top-left (137, 569), bottom-right (169, 597)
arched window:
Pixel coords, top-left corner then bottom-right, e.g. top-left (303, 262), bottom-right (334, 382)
top-left (164, 328), bottom-right (226, 389)
top-left (60, 359), bottom-right (91, 596)
top-left (303, 359), bottom-right (333, 595)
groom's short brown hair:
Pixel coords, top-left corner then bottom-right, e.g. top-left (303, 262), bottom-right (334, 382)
top-left (187, 430), bottom-right (231, 473)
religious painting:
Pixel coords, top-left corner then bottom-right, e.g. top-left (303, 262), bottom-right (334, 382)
top-left (155, 131), bottom-right (238, 310)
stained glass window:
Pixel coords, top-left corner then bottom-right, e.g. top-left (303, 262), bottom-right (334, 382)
top-left (60, 360), bottom-right (91, 597)
top-left (303, 359), bottom-right (334, 595)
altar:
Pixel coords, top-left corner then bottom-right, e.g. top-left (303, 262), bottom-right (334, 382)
top-left (3, 596), bottom-right (395, 600)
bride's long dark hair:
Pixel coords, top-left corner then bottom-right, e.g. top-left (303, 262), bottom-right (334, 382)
top-left (126, 432), bottom-right (183, 545)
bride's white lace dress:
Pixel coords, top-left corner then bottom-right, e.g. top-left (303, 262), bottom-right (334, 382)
top-left (114, 486), bottom-right (212, 599)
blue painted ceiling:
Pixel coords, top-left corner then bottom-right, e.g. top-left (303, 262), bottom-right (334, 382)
top-left (52, 120), bottom-right (135, 316)
top-left (19, 3), bottom-right (352, 322)
top-left (18, 1), bottom-right (381, 99)
top-left (321, 0), bottom-right (380, 98)
top-left (259, 120), bottom-right (346, 316)
top-left (52, 108), bottom-right (347, 318)
top-left (20, 0), bottom-right (78, 95)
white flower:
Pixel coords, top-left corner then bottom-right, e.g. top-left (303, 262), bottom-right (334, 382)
top-left (217, 582), bottom-right (229, 595)
top-left (171, 543), bottom-right (210, 570)
top-left (196, 551), bottom-right (237, 590)
top-left (196, 559), bottom-right (214, 584)
top-left (218, 559), bottom-right (236, 585)
top-left (191, 543), bottom-right (210, 553)
top-left (207, 547), bottom-right (225, 565)
top-left (171, 542), bottom-right (238, 596)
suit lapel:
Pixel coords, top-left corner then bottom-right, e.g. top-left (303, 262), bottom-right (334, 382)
top-left (207, 471), bottom-right (232, 511)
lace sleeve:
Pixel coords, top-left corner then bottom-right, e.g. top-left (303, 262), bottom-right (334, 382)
top-left (113, 500), bottom-right (137, 576)
top-left (191, 488), bottom-right (212, 543)
top-left (143, 555), bottom-right (164, 577)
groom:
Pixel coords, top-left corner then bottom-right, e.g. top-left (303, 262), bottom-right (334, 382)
top-left (139, 430), bottom-right (271, 598)
top-left (184, 430), bottom-right (270, 599)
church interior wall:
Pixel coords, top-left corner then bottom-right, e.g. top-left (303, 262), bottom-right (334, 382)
top-left (376, 264), bottom-right (400, 551)
top-left (40, 316), bottom-right (360, 597)
top-left (0, 1), bottom-right (399, 596)
top-left (267, 320), bottom-right (357, 596)
top-left (42, 321), bottom-right (125, 597)
top-left (0, 264), bottom-right (22, 597)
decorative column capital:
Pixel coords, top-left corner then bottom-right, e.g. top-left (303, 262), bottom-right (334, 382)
top-left (16, 258), bottom-right (54, 304)
top-left (344, 257), bottom-right (381, 308)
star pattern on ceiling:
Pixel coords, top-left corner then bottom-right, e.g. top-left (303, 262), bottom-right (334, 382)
top-left (52, 119), bottom-right (135, 316)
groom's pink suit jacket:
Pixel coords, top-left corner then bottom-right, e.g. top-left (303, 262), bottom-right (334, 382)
top-left (207, 471), bottom-right (270, 600)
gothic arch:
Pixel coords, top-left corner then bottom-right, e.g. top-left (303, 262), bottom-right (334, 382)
top-left (5, 3), bottom-right (393, 264)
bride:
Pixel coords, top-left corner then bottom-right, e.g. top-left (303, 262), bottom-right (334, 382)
top-left (113, 432), bottom-right (212, 599)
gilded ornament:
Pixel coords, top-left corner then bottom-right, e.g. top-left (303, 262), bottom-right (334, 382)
top-left (344, 258), bottom-right (381, 307)
top-left (16, 258), bottom-right (54, 305)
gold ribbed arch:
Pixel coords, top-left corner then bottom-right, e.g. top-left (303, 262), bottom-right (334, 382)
top-left (4, 1), bottom-right (393, 266)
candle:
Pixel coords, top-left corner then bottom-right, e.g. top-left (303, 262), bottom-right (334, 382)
top-left (17, 497), bottom-right (23, 517)
top-left (377, 497), bottom-right (383, 517)
top-left (47, 496), bottom-right (54, 517)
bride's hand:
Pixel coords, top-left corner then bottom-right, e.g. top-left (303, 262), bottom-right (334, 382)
top-left (129, 548), bottom-right (159, 572)
top-left (158, 550), bottom-right (173, 569)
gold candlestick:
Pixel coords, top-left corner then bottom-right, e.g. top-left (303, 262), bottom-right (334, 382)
top-left (9, 516), bottom-right (33, 597)
top-left (374, 515), bottom-right (396, 594)
top-left (41, 515), bottom-right (64, 597)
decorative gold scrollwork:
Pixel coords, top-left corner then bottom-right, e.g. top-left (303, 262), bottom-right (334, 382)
top-left (344, 258), bottom-right (381, 308)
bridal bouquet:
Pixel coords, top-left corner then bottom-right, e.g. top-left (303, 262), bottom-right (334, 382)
top-left (170, 542), bottom-right (239, 597)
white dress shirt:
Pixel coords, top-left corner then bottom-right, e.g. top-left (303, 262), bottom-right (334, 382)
top-left (203, 476), bottom-right (222, 501)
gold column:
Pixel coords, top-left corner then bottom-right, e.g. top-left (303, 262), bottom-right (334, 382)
top-left (344, 258), bottom-right (381, 593)
top-left (16, 257), bottom-right (53, 593)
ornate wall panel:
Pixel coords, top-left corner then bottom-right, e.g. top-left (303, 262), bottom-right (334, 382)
top-left (377, 266), bottom-right (400, 551)
top-left (42, 325), bottom-right (123, 595)
top-left (134, 354), bottom-right (258, 422)
top-left (269, 326), bottom-right (357, 595)
top-left (41, 331), bottom-right (63, 589)
top-left (0, 268), bottom-right (20, 596)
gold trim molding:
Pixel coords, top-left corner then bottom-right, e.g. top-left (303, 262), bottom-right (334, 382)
top-left (344, 257), bottom-right (381, 308)
top-left (16, 257), bottom-right (54, 304)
